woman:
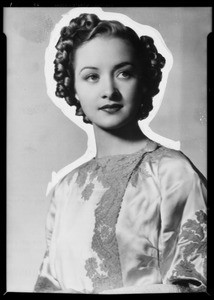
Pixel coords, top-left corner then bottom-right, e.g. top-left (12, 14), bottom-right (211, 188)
top-left (34, 12), bottom-right (207, 294)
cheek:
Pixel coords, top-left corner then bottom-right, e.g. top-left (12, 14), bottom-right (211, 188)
top-left (124, 81), bottom-right (142, 103)
top-left (75, 83), bottom-right (88, 104)
top-left (76, 82), bottom-right (100, 105)
top-left (76, 91), bottom-right (96, 115)
top-left (77, 88), bottom-right (94, 104)
top-left (75, 78), bottom-right (95, 97)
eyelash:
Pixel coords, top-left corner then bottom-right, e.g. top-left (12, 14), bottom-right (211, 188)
top-left (84, 74), bottom-right (99, 82)
top-left (117, 71), bottom-right (132, 79)
top-left (83, 70), bottom-right (133, 83)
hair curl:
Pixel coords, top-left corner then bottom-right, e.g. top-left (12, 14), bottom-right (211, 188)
top-left (53, 13), bottom-right (166, 123)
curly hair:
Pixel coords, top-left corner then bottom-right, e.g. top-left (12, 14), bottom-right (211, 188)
top-left (53, 13), bottom-right (166, 123)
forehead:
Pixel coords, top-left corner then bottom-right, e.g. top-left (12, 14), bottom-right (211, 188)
top-left (74, 37), bottom-right (137, 70)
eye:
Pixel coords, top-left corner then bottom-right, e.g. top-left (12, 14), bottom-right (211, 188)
top-left (84, 73), bottom-right (99, 82)
top-left (117, 71), bottom-right (132, 79)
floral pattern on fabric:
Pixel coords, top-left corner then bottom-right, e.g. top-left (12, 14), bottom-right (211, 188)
top-left (168, 210), bottom-right (207, 292)
top-left (83, 149), bottom-right (150, 292)
top-left (130, 145), bottom-right (169, 187)
top-left (34, 142), bottom-right (207, 293)
top-left (81, 182), bottom-right (95, 201)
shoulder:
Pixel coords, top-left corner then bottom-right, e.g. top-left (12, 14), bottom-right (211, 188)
top-left (49, 159), bottom-right (95, 198)
top-left (143, 144), bottom-right (203, 183)
top-left (151, 146), bottom-right (207, 195)
top-left (60, 159), bottom-right (94, 187)
top-left (145, 144), bottom-right (192, 169)
top-left (157, 147), bottom-right (193, 172)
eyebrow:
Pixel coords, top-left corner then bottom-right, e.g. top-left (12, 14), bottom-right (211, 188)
top-left (79, 62), bottom-right (135, 74)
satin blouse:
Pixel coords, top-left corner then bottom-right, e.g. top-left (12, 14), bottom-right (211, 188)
top-left (34, 141), bottom-right (207, 293)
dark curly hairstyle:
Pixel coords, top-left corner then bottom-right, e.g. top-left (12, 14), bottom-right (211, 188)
top-left (53, 13), bottom-right (166, 123)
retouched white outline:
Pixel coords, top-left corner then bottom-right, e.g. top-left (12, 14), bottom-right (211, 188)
top-left (45, 7), bottom-right (180, 195)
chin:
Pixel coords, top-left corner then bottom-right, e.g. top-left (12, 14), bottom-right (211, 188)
top-left (94, 118), bottom-right (137, 131)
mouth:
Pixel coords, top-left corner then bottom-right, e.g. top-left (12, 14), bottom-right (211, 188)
top-left (99, 104), bottom-right (123, 113)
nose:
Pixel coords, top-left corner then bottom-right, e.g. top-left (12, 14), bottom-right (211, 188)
top-left (101, 76), bottom-right (121, 101)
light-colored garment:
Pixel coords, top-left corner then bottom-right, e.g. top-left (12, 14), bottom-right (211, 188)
top-left (34, 141), bottom-right (207, 293)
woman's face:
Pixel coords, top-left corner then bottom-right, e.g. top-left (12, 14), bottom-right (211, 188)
top-left (74, 36), bottom-right (143, 130)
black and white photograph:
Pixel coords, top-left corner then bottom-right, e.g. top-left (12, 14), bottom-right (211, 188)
top-left (5, 6), bottom-right (210, 294)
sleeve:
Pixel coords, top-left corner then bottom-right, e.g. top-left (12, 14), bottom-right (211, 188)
top-left (34, 187), bottom-right (62, 292)
top-left (158, 151), bottom-right (207, 293)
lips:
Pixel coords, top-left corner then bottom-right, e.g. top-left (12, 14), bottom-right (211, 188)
top-left (99, 104), bottom-right (123, 113)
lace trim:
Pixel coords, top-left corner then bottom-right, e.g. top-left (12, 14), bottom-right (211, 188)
top-left (81, 147), bottom-right (153, 293)
top-left (81, 182), bottom-right (94, 201)
top-left (66, 141), bottom-right (163, 292)
top-left (130, 145), bottom-right (170, 187)
top-left (75, 140), bottom-right (159, 198)
top-left (168, 210), bottom-right (207, 291)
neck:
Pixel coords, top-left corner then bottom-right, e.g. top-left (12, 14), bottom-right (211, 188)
top-left (93, 122), bottom-right (148, 158)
